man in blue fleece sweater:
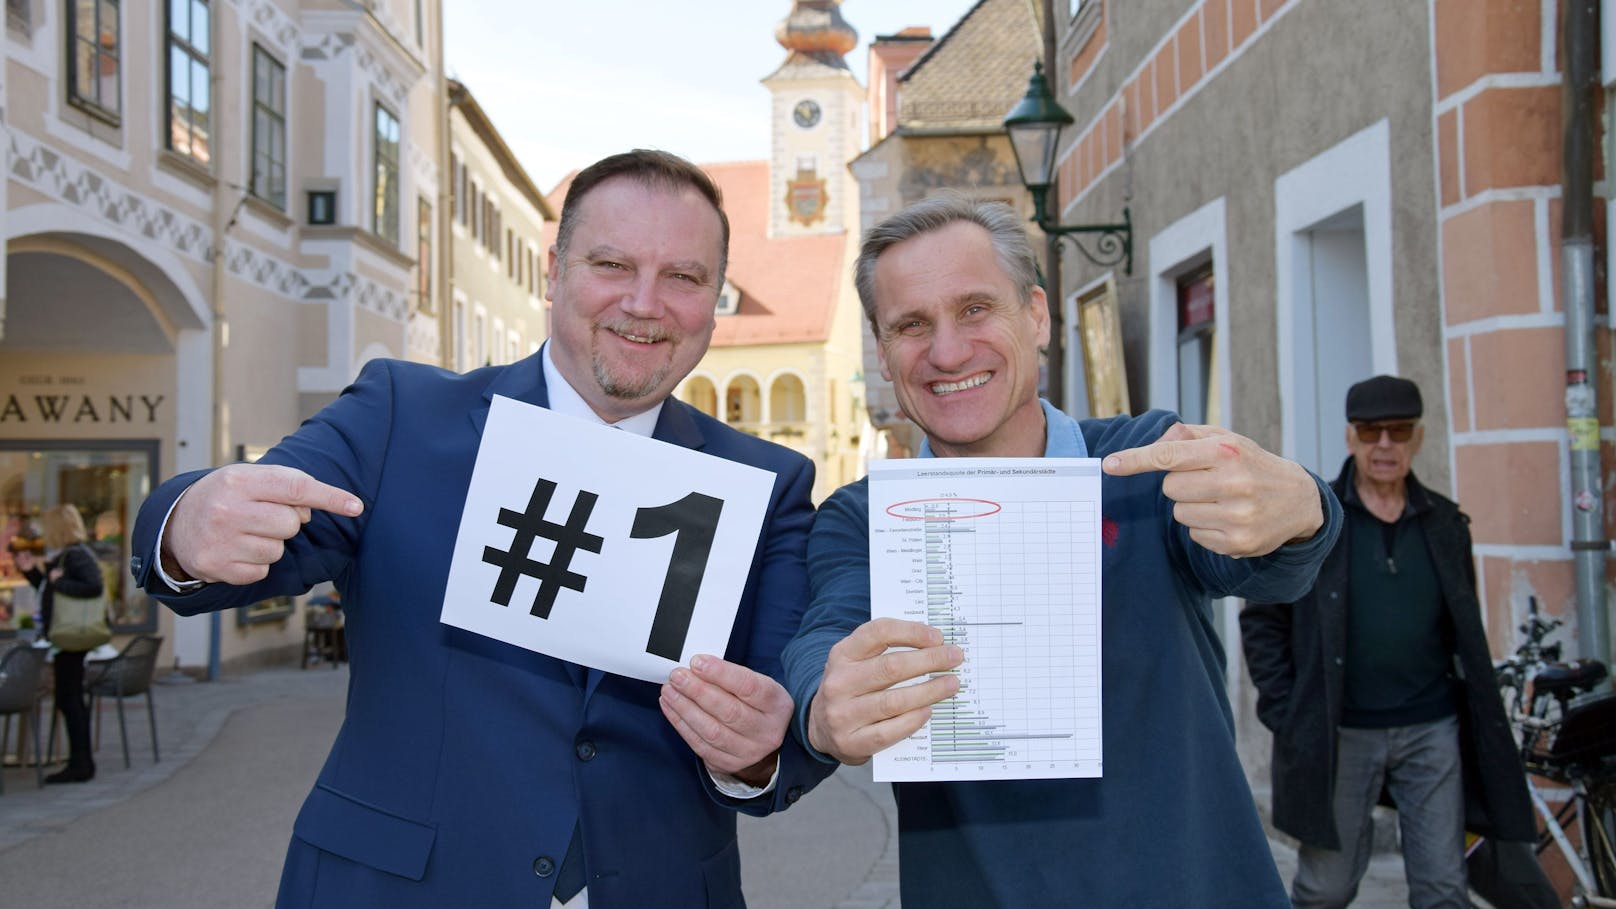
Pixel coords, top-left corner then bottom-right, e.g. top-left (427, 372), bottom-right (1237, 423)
top-left (780, 195), bottom-right (1342, 907)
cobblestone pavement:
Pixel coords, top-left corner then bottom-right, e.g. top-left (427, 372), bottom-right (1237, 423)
top-left (0, 662), bottom-right (1414, 908)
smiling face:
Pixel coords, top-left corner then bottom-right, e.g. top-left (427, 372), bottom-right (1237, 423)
top-left (872, 220), bottom-right (1050, 458)
top-left (545, 176), bottom-right (724, 423)
top-left (1346, 420), bottom-right (1424, 487)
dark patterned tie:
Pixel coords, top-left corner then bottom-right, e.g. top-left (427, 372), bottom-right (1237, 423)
top-left (553, 821), bottom-right (586, 903)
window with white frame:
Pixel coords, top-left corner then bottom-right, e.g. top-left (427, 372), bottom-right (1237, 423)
top-left (373, 103), bottom-right (401, 244)
top-left (250, 45), bottom-right (286, 208)
top-left (7, 0), bottom-right (31, 34)
top-left (451, 299), bottom-right (463, 370)
top-left (716, 279), bottom-right (740, 316)
top-left (166, 0), bottom-right (210, 164)
top-left (417, 196), bottom-right (433, 314)
top-left (68, 0), bottom-right (121, 121)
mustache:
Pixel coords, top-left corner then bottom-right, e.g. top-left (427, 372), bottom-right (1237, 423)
top-left (601, 321), bottom-right (670, 343)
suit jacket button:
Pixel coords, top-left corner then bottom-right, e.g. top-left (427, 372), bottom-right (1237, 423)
top-left (1335, 657), bottom-right (1344, 666)
top-left (785, 786), bottom-right (802, 804)
top-left (575, 740), bottom-right (597, 761)
top-left (534, 856), bottom-right (556, 877)
top-left (129, 555), bottom-right (144, 574)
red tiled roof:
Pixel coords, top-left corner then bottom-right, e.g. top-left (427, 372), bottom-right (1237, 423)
top-left (704, 160), bottom-right (846, 347)
top-left (543, 161), bottom-right (846, 348)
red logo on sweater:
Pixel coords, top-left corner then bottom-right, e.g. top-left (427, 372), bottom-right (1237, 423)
top-left (1102, 517), bottom-right (1119, 548)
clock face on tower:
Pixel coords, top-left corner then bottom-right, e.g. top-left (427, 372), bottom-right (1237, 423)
top-left (793, 99), bottom-right (821, 129)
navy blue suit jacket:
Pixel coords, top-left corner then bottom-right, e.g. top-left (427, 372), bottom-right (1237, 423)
top-left (131, 353), bottom-right (831, 908)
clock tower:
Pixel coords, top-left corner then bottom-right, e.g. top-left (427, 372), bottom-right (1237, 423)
top-left (763, 0), bottom-right (864, 238)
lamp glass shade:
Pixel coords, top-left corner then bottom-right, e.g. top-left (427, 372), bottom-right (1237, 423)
top-left (1002, 62), bottom-right (1074, 189)
top-left (1007, 122), bottom-right (1061, 189)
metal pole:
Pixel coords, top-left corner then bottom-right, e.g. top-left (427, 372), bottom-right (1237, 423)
top-left (1042, 0), bottom-right (1064, 411)
top-left (205, 7), bottom-right (229, 683)
top-left (1560, 0), bottom-right (1609, 667)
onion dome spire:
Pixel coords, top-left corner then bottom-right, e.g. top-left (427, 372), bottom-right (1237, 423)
top-left (775, 0), bottom-right (858, 70)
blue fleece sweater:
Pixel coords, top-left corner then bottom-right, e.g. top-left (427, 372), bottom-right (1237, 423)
top-left (781, 405), bottom-right (1342, 908)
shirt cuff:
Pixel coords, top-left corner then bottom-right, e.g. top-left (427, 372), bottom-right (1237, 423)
top-left (154, 493), bottom-right (207, 592)
top-left (708, 760), bottom-right (779, 800)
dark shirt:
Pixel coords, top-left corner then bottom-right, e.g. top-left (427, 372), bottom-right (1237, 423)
top-left (1341, 480), bottom-right (1455, 728)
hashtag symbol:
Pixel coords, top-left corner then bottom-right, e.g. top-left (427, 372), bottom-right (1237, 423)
top-left (481, 478), bottom-right (605, 619)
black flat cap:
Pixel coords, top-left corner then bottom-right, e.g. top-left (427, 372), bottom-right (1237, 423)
top-left (1346, 375), bottom-right (1423, 422)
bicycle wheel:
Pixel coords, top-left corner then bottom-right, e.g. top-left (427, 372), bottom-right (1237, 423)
top-left (1590, 780), bottom-right (1616, 897)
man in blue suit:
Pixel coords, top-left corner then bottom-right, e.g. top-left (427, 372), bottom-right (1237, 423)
top-left (781, 196), bottom-right (1341, 907)
top-left (131, 150), bottom-right (832, 907)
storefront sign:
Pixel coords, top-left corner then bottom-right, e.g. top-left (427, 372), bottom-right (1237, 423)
top-left (0, 375), bottom-right (165, 424)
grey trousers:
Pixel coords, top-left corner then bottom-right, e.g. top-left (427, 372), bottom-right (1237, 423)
top-left (1292, 715), bottom-right (1469, 909)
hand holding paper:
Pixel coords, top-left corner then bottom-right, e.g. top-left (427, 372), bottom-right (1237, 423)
top-left (807, 617), bottom-right (963, 766)
top-left (1101, 421), bottom-right (1322, 557)
top-left (661, 654), bottom-right (793, 786)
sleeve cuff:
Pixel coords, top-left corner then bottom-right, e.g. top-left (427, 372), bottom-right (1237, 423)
top-left (708, 761), bottom-right (779, 800)
top-left (154, 493), bottom-right (207, 592)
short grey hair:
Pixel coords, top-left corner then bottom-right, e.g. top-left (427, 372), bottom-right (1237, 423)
top-left (853, 194), bottom-right (1041, 332)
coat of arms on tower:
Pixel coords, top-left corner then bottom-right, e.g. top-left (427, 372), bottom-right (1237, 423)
top-left (786, 167), bottom-right (828, 226)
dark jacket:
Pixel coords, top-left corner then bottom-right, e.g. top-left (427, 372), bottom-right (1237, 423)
top-left (132, 354), bottom-right (833, 908)
top-left (1241, 458), bottom-right (1536, 848)
top-left (27, 543), bottom-right (104, 642)
top-left (784, 407), bottom-right (1343, 908)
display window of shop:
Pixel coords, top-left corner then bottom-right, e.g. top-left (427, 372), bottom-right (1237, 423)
top-left (0, 441), bottom-right (158, 637)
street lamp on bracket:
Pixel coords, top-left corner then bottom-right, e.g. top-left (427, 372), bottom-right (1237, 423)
top-left (1003, 62), bottom-right (1133, 275)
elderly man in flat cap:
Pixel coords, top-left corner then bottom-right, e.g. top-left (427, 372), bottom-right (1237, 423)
top-left (1241, 376), bottom-right (1541, 909)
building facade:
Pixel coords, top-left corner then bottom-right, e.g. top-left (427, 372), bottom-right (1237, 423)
top-left (446, 79), bottom-right (552, 374)
top-left (1047, 0), bottom-right (1608, 892)
top-left (850, 0), bottom-right (1044, 457)
top-left (0, 0), bottom-right (448, 673)
top-left (672, 0), bottom-right (871, 502)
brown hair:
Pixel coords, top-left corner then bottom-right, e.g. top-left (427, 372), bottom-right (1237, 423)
top-left (554, 149), bottom-right (730, 285)
top-left (41, 504), bottom-right (88, 550)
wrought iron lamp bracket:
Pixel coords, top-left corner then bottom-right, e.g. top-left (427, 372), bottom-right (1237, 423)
top-left (1029, 186), bottom-right (1133, 275)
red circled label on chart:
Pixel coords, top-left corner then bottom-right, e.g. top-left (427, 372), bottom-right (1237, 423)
top-left (885, 498), bottom-right (1002, 521)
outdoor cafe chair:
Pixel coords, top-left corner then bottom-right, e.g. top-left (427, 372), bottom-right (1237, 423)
top-left (86, 635), bottom-right (162, 769)
top-left (0, 644), bottom-right (48, 791)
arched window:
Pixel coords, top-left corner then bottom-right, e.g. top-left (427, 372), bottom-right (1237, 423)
top-left (769, 374), bottom-right (806, 423)
top-left (725, 376), bottom-right (762, 430)
top-left (683, 376), bottom-right (718, 418)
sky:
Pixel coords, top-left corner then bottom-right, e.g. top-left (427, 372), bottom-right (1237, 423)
top-left (444, 1), bottom-right (984, 194)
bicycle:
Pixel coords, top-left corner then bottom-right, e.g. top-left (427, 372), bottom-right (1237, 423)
top-left (1492, 596), bottom-right (1616, 907)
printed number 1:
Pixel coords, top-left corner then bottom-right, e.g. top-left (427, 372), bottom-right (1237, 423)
top-left (631, 492), bottom-right (724, 660)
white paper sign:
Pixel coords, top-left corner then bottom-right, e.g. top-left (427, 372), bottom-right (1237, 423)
top-left (867, 458), bottom-right (1103, 782)
top-left (441, 395), bottom-right (776, 683)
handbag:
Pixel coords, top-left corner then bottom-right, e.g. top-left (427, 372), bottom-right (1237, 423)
top-left (48, 547), bottom-right (112, 652)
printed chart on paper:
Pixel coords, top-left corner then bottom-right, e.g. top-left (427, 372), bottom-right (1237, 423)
top-left (868, 458), bottom-right (1102, 783)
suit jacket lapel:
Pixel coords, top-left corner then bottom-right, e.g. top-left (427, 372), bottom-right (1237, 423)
top-left (470, 350), bottom-right (550, 437)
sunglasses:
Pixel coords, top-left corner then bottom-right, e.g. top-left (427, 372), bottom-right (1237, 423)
top-left (1353, 421), bottom-right (1418, 443)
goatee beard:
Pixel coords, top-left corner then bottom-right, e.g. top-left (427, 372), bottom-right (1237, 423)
top-left (594, 357), bottom-right (670, 401)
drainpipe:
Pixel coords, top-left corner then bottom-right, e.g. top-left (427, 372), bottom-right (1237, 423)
top-left (437, 21), bottom-right (452, 367)
top-left (202, 7), bottom-right (232, 682)
top-left (1560, 0), bottom-right (1609, 668)
top-left (1042, 0), bottom-right (1064, 411)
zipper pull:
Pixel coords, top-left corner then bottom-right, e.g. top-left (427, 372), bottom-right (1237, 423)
top-left (1387, 556), bottom-right (1397, 575)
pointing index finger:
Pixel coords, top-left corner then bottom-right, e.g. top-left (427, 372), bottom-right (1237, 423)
top-left (1102, 423), bottom-right (1229, 477)
top-left (260, 465), bottom-right (363, 516)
